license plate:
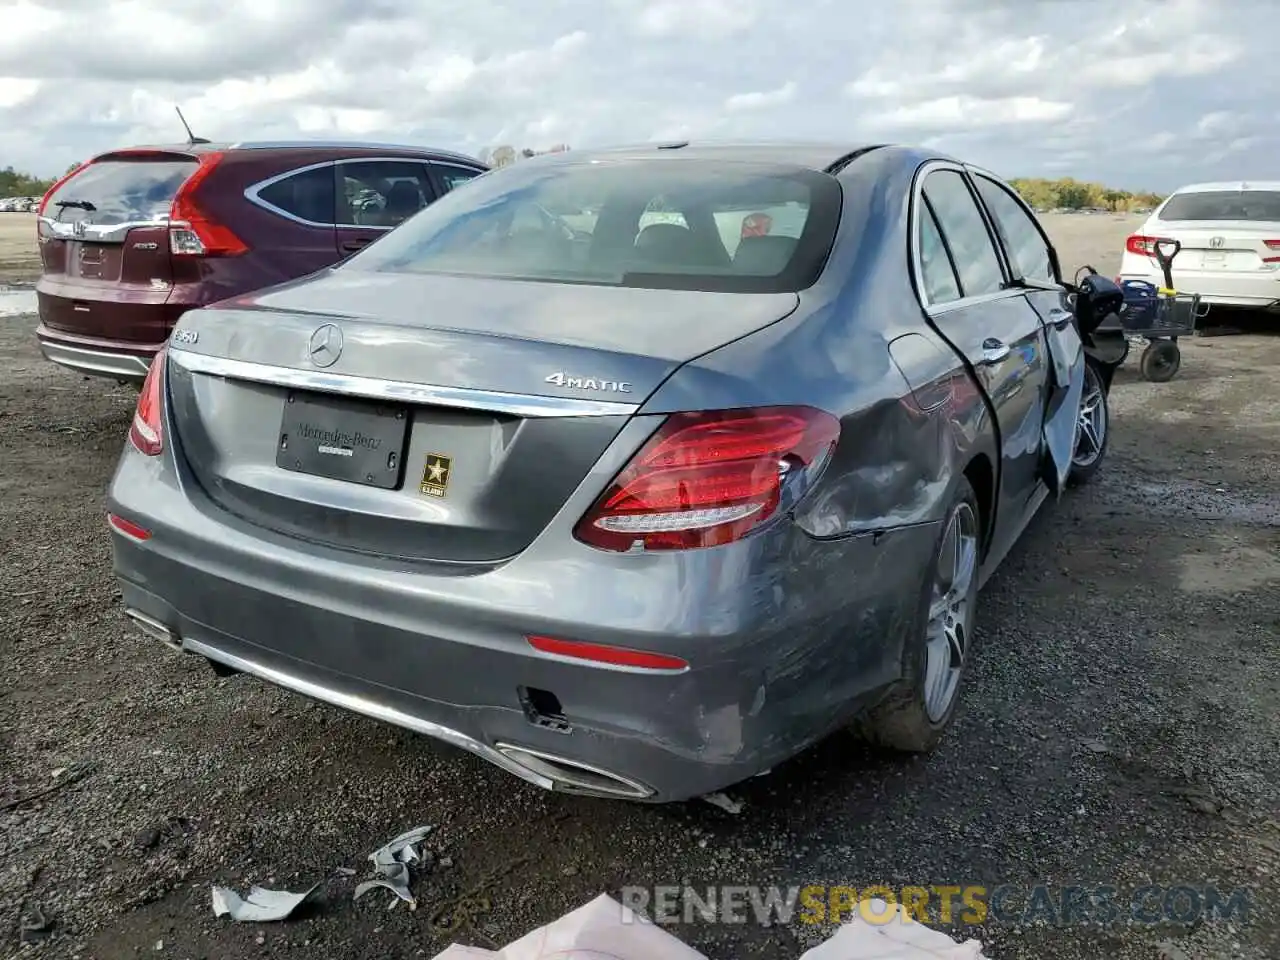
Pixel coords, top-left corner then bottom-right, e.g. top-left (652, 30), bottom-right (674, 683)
top-left (276, 391), bottom-right (410, 489)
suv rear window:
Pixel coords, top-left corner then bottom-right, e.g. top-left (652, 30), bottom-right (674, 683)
top-left (340, 159), bottom-right (842, 293)
top-left (1159, 190), bottom-right (1280, 222)
top-left (43, 156), bottom-right (197, 226)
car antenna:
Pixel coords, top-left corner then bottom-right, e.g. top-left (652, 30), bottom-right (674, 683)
top-left (175, 106), bottom-right (210, 145)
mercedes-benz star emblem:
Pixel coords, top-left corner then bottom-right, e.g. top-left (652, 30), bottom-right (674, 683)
top-left (308, 323), bottom-right (343, 367)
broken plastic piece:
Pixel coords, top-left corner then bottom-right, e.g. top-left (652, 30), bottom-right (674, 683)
top-left (701, 792), bottom-right (744, 814)
top-left (354, 825), bottom-right (434, 909)
top-left (211, 882), bottom-right (321, 922)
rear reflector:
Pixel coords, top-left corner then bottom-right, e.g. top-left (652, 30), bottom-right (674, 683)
top-left (129, 347), bottom-right (167, 456)
top-left (574, 405), bottom-right (840, 552)
top-left (526, 635), bottom-right (689, 672)
top-left (107, 513), bottom-right (151, 541)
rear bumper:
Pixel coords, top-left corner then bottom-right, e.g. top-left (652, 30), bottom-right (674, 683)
top-left (36, 324), bottom-right (159, 381)
top-left (1118, 264), bottom-right (1280, 309)
top-left (106, 442), bottom-right (937, 803)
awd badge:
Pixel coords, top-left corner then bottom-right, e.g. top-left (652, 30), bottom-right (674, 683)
top-left (419, 453), bottom-right (452, 498)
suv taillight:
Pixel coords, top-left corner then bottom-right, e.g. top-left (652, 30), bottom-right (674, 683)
top-left (573, 406), bottom-right (840, 552)
top-left (168, 152), bottom-right (247, 257)
top-left (129, 348), bottom-right (167, 456)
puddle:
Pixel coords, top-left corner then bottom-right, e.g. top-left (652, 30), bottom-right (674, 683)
top-left (0, 287), bottom-right (37, 317)
top-left (1179, 544), bottom-right (1280, 595)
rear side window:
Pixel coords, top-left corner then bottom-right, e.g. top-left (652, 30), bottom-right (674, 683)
top-left (434, 165), bottom-right (483, 193)
top-left (973, 175), bottom-right (1055, 283)
top-left (339, 159), bottom-right (842, 293)
top-left (339, 160), bottom-right (434, 228)
top-left (255, 165), bottom-right (335, 225)
top-left (1159, 190), bottom-right (1280, 221)
top-left (922, 171), bottom-right (1005, 299)
top-left (919, 204), bottom-right (961, 304)
top-left (43, 157), bottom-right (197, 226)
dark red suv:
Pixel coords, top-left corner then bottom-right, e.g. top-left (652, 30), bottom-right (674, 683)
top-left (35, 140), bottom-right (487, 383)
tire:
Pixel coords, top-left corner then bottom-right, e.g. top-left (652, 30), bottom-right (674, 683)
top-left (857, 477), bottom-right (981, 753)
top-left (1067, 358), bottom-right (1110, 487)
top-left (1140, 340), bottom-right (1181, 382)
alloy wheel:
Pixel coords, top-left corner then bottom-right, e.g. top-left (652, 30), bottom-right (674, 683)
top-left (1072, 365), bottom-right (1107, 468)
top-left (923, 501), bottom-right (979, 722)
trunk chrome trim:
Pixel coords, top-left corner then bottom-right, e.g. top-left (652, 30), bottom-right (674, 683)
top-left (166, 347), bottom-right (640, 418)
top-left (38, 216), bottom-right (170, 243)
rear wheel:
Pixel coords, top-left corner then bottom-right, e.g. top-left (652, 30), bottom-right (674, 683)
top-left (858, 477), bottom-right (980, 752)
top-left (1068, 359), bottom-right (1109, 487)
top-left (1140, 340), bottom-right (1181, 382)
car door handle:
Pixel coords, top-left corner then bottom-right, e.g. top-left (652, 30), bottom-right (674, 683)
top-left (1047, 308), bottom-right (1073, 330)
top-left (980, 338), bottom-right (1011, 364)
top-left (341, 238), bottom-right (372, 253)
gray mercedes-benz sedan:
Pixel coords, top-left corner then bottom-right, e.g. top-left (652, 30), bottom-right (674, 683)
top-left (106, 141), bottom-right (1110, 803)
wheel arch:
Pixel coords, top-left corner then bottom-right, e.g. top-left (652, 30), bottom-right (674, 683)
top-left (962, 452), bottom-right (996, 558)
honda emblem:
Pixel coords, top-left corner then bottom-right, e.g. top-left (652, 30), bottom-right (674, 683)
top-left (1209, 236), bottom-right (1224, 249)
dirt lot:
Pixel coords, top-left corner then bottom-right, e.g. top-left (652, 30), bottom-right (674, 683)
top-left (1, 210), bottom-right (1277, 960)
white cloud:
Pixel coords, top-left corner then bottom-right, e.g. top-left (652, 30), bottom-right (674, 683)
top-left (725, 81), bottom-right (797, 112)
top-left (0, 0), bottom-right (1276, 192)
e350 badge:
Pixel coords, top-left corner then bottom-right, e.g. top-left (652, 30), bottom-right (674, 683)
top-left (420, 453), bottom-right (452, 498)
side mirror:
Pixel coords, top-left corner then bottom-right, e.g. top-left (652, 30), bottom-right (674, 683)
top-left (1074, 271), bottom-right (1124, 336)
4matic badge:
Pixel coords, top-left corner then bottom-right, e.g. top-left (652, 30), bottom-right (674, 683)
top-left (544, 372), bottom-right (633, 393)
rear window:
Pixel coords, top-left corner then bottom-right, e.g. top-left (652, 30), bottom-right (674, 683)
top-left (339, 158), bottom-right (842, 293)
top-left (1159, 190), bottom-right (1280, 222)
top-left (43, 156), bottom-right (197, 226)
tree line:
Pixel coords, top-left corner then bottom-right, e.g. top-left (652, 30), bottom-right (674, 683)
top-left (1007, 177), bottom-right (1165, 212)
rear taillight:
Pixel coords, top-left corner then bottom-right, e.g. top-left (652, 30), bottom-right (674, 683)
top-left (129, 347), bottom-right (167, 456)
top-left (1125, 234), bottom-right (1157, 256)
top-left (573, 405), bottom-right (840, 552)
top-left (1263, 240), bottom-right (1280, 263)
top-left (168, 152), bottom-right (247, 257)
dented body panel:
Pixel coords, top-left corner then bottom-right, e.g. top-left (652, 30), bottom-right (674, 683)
top-left (107, 142), bottom-right (1086, 802)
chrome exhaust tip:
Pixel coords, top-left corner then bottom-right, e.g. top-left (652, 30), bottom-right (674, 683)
top-left (495, 743), bottom-right (654, 800)
top-left (123, 608), bottom-right (181, 651)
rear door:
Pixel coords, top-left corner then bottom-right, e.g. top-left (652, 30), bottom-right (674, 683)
top-left (243, 161), bottom-right (339, 277)
top-left (37, 152), bottom-right (196, 341)
top-left (334, 159), bottom-right (438, 258)
top-left (970, 170), bottom-right (1084, 494)
top-left (915, 165), bottom-right (1053, 558)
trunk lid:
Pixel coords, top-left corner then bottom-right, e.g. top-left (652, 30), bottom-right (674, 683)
top-left (37, 152), bottom-right (197, 339)
top-left (166, 270), bottom-right (799, 563)
top-left (1151, 220), bottom-right (1280, 275)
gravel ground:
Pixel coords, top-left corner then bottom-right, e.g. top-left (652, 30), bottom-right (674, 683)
top-left (1, 212), bottom-right (1277, 960)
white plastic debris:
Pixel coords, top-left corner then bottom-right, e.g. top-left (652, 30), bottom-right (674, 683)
top-left (700, 791), bottom-right (744, 814)
top-left (353, 825), bottom-right (434, 909)
top-left (798, 898), bottom-right (988, 959)
top-left (427, 894), bottom-right (990, 960)
top-left (429, 894), bottom-right (704, 959)
top-left (211, 882), bottom-right (321, 922)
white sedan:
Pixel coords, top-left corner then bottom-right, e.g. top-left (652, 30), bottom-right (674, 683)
top-left (1117, 181), bottom-right (1280, 309)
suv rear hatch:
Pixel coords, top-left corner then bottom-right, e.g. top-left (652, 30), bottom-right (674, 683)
top-left (36, 150), bottom-right (236, 343)
top-left (161, 271), bottom-right (800, 564)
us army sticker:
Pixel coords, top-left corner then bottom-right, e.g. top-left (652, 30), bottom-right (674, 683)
top-left (420, 453), bottom-right (452, 498)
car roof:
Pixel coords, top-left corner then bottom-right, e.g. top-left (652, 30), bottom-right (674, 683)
top-left (528, 140), bottom-right (889, 172)
top-left (91, 140), bottom-right (485, 166)
top-left (1168, 180), bottom-right (1280, 194)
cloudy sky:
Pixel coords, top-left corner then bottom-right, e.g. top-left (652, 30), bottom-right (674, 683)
top-left (1, 0), bottom-right (1275, 192)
